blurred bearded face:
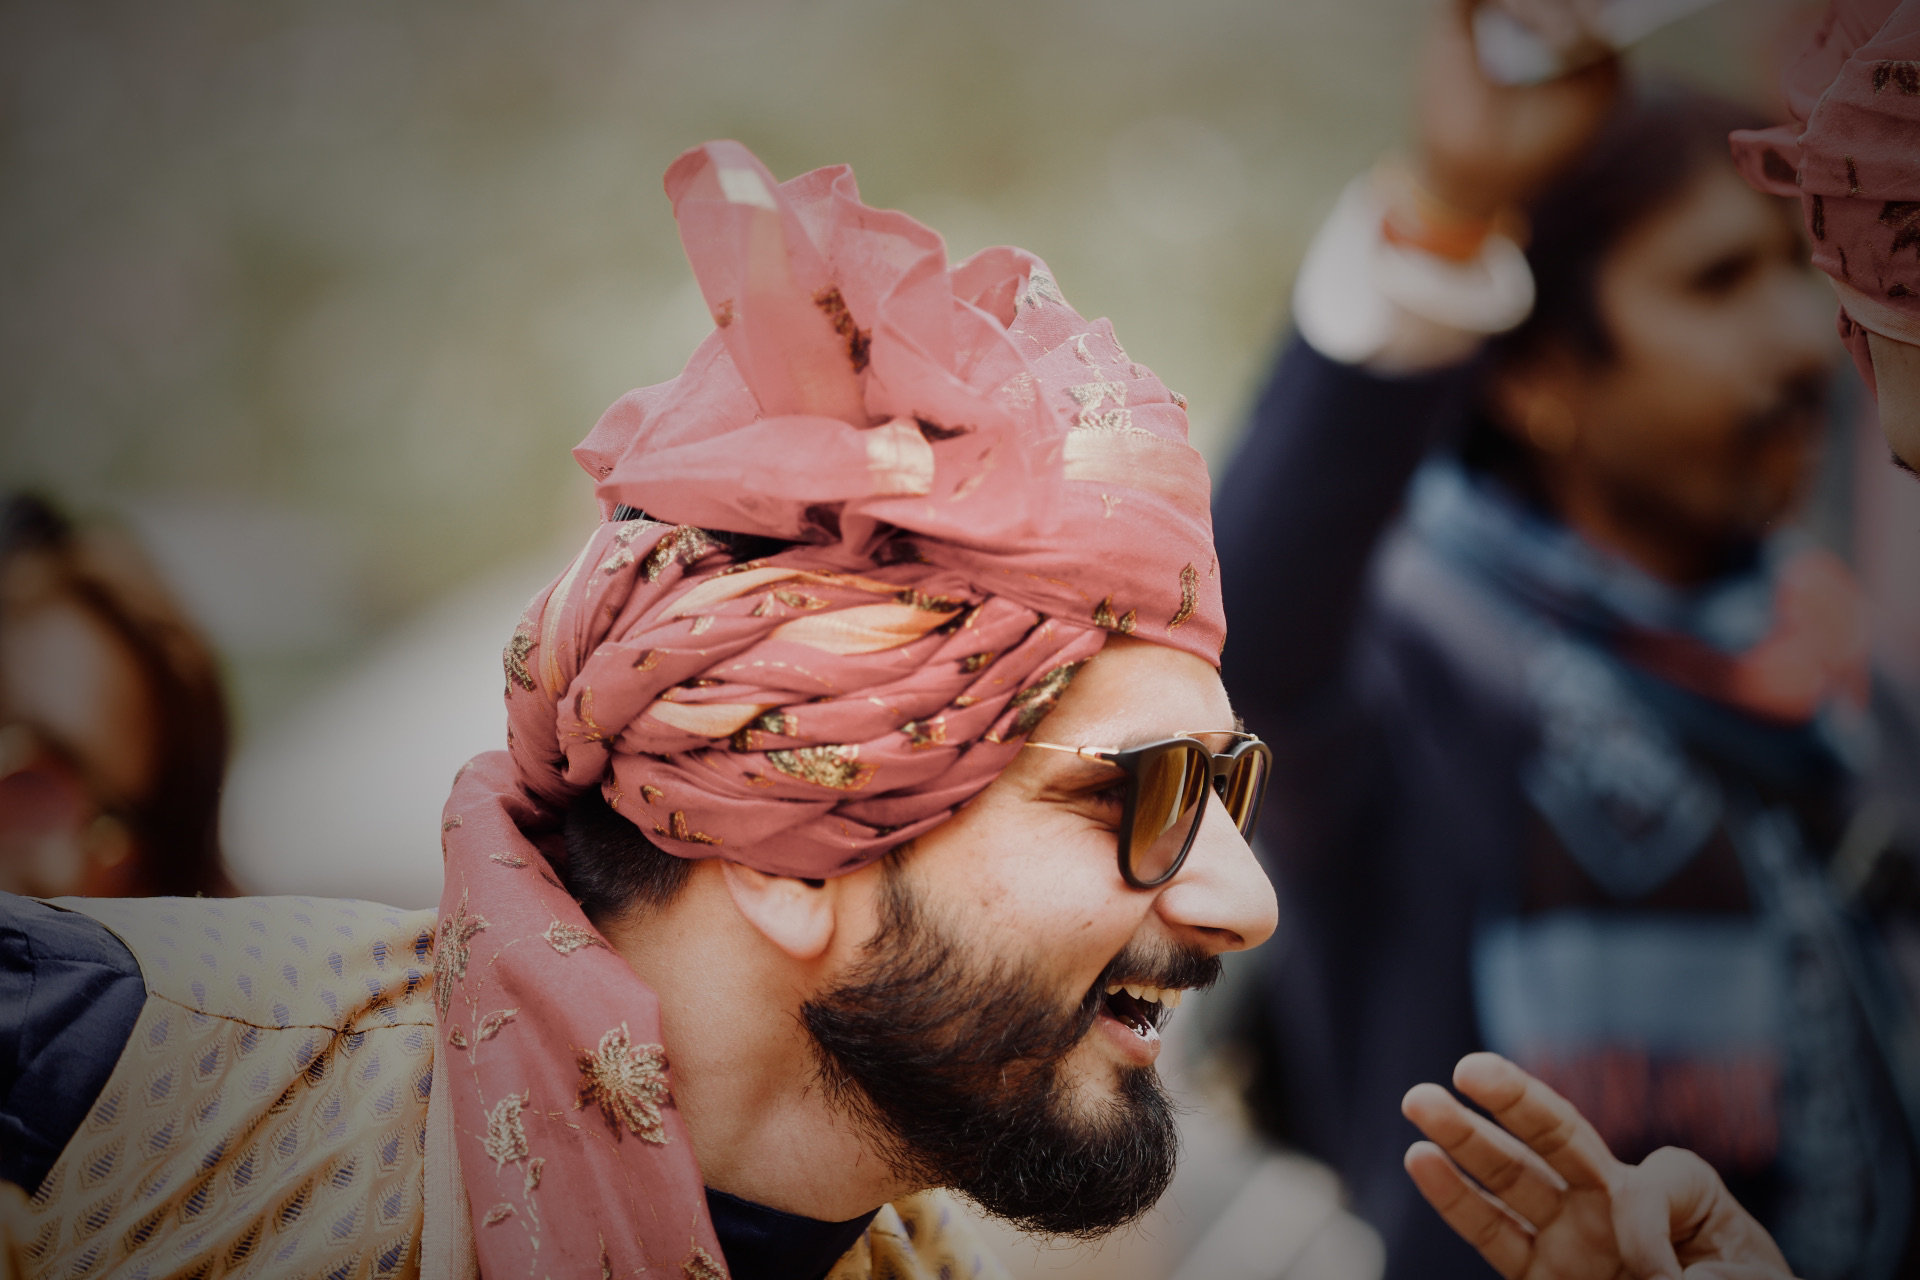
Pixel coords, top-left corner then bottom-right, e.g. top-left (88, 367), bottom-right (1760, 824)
top-left (1511, 165), bottom-right (1838, 558)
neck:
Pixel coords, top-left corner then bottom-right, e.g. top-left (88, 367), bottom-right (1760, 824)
top-left (600, 869), bottom-right (912, 1222)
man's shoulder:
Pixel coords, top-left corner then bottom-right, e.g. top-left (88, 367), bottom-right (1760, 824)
top-left (48, 894), bottom-right (438, 1033)
top-left (18, 895), bottom-right (440, 1280)
top-left (826, 1191), bottom-right (1012, 1280)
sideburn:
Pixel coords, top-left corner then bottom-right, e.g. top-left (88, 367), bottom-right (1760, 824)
top-left (802, 865), bottom-right (1180, 1239)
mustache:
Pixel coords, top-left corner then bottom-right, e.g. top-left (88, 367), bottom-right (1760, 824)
top-left (1078, 941), bottom-right (1223, 1021)
top-left (1738, 367), bottom-right (1829, 447)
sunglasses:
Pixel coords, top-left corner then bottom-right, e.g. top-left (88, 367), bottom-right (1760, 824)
top-left (1023, 731), bottom-right (1271, 889)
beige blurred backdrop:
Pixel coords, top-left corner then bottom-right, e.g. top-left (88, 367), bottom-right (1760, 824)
top-left (8, 1), bottom-right (1903, 1276)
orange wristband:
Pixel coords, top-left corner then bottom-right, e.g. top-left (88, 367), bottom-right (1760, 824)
top-left (1377, 165), bottom-right (1497, 263)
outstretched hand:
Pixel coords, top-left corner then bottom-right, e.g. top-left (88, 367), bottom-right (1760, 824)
top-left (1401, 1053), bottom-right (1795, 1280)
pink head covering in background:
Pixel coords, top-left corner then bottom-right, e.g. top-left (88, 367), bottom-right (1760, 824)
top-left (1730, 0), bottom-right (1920, 393)
top-left (434, 140), bottom-right (1224, 1277)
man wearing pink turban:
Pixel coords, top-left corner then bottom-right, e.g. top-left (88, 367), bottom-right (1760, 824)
top-left (0, 141), bottom-right (1276, 1279)
top-left (1732, 0), bottom-right (1920, 472)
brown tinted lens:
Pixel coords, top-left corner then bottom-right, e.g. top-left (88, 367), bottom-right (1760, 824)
top-left (1129, 744), bottom-right (1208, 884)
top-left (1223, 748), bottom-right (1270, 835)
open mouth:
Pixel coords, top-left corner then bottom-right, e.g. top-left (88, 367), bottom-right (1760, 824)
top-left (1101, 981), bottom-right (1183, 1041)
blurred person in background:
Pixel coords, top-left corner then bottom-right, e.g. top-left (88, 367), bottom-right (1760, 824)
top-left (1731, 0), bottom-right (1920, 476)
top-left (1214, 1), bottom-right (1920, 1278)
top-left (0, 492), bottom-right (233, 899)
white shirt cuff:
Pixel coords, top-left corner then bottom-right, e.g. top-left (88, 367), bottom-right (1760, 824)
top-left (1293, 174), bottom-right (1536, 375)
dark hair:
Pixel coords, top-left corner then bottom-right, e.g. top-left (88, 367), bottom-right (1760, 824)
top-left (0, 492), bottom-right (235, 897)
top-left (1461, 81), bottom-right (1771, 479)
top-left (561, 783), bottom-right (695, 924)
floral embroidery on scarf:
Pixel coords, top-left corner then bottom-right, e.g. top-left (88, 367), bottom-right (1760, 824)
top-left (1167, 564), bottom-right (1199, 631)
top-left (475, 1008), bottom-right (518, 1042)
top-left (641, 526), bottom-right (717, 583)
top-left (483, 1203), bottom-right (515, 1226)
top-left (765, 744), bottom-right (874, 791)
top-left (504, 625), bottom-right (537, 692)
top-left (668, 811), bottom-right (724, 844)
top-left (434, 892), bottom-right (488, 1016)
top-left (1004, 660), bottom-right (1088, 739)
top-left (484, 1091), bottom-right (531, 1168)
top-left (730, 710), bottom-right (799, 753)
top-left (902, 717), bottom-right (946, 750)
top-left (544, 920), bottom-right (608, 955)
top-left (1092, 595), bottom-right (1137, 634)
top-left (812, 286), bottom-right (872, 373)
top-left (576, 1024), bottom-right (672, 1144)
top-left (683, 1244), bottom-right (727, 1280)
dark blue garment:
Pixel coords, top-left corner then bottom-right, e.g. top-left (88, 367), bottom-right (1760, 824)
top-left (1212, 335), bottom-right (1920, 1280)
top-left (0, 894), bottom-right (147, 1194)
top-left (706, 1187), bottom-right (878, 1280)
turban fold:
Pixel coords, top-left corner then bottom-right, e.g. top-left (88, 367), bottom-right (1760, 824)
top-left (434, 141), bottom-right (1226, 1278)
top-left (1731, 0), bottom-right (1920, 391)
top-left (508, 139), bottom-right (1224, 877)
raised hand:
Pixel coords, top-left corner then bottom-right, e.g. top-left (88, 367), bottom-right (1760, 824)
top-left (1401, 1053), bottom-right (1796, 1280)
top-left (1412, 0), bottom-right (1622, 221)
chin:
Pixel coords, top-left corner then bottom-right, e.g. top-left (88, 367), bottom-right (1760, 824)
top-left (1057, 1037), bottom-right (1145, 1115)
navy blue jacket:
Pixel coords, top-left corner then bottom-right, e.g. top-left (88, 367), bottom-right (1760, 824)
top-left (1213, 335), bottom-right (1920, 1280)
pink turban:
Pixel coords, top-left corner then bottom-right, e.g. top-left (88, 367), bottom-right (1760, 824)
top-left (503, 140), bottom-right (1222, 878)
top-left (432, 143), bottom-right (1224, 1276)
top-left (1731, 0), bottom-right (1920, 392)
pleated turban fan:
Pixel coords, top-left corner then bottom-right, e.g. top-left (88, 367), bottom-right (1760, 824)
top-left (502, 140), bottom-right (1224, 879)
top-left (1730, 0), bottom-right (1920, 392)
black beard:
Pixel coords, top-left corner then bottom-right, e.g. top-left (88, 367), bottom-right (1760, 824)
top-left (801, 865), bottom-right (1218, 1238)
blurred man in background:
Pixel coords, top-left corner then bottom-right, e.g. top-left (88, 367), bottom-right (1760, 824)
top-left (1216, 2), bottom-right (1920, 1277)
top-left (0, 493), bottom-right (233, 899)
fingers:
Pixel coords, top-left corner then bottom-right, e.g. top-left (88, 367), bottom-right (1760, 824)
top-left (1402, 1082), bottom-right (1568, 1229)
top-left (1451, 1052), bottom-right (1622, 1192)
top-left (1613, 1148), bottom-right (1793, 1280)
top-left (1404, 1140), bottom-right (1536, 1280)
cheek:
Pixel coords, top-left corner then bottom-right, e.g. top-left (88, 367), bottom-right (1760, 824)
top-left (921, 793), bottom-right (1138, 954)
top-left (1600, 301), bottom-right (1744, 437)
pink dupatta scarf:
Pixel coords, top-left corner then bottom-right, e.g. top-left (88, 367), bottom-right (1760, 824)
top-left (434, 141), bottom-right (1225, 1276)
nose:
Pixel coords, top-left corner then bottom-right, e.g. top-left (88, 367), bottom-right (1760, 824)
top-left (1766, 257), bottom-right (1839, 373)
top-left (1153, 794), bottom-right (1277, 952)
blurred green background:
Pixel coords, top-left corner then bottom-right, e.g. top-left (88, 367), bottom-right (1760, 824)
top-left (0, 0), bottom-right (1798, 735)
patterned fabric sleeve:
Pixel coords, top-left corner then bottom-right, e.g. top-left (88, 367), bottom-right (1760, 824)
top-left (825, 1191), bottom-right (1013, 1280)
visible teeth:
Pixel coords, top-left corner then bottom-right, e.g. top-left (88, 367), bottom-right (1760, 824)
top-left (1104, 982), bottom-right (1184, 1009)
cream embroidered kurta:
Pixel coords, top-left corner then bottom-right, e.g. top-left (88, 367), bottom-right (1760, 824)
top-left (15, 897), bottom-right (439, 1279)
top-left (5, 897), bottom-right (1007, 1280)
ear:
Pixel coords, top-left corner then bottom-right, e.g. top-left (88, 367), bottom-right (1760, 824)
top-left (717, 861), bottom-right (837, 961)
top-left (1489, 360), bottom-right (1582, 457)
